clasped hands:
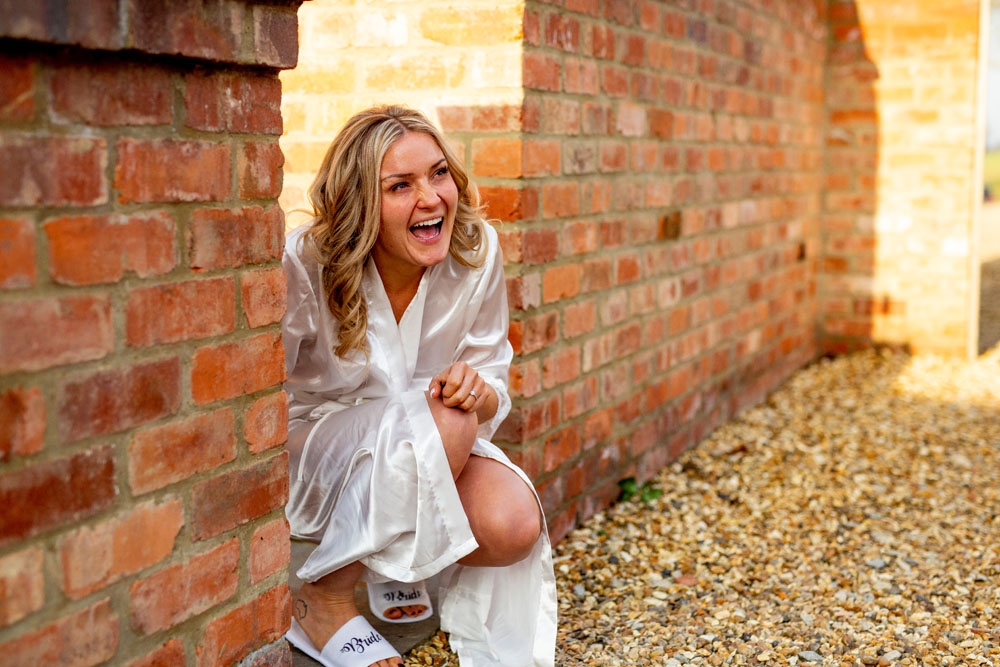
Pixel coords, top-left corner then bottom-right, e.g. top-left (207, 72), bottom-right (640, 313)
top-left (429, 361), bottom-right (489, 414)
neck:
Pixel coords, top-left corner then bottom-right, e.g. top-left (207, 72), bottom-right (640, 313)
top-left (373, 260), bottom-right (425, 323)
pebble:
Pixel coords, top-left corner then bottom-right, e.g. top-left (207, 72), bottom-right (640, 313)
top-left (404, 347), bottom-right (1000, 666)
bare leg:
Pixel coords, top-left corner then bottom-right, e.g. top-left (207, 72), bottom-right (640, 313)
top-left (294, 561), bottom-right (403, 667)
top-left (425, 392), bottom-right (542, 567)
top-left (455, 455), bottom-right (543, 567)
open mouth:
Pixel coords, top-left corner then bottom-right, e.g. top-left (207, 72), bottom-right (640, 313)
top-left (409, 217), bottom-right (444, 241)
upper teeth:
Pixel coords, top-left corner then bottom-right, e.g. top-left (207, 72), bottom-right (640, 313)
top-left (412, 218), bottom-right (442, 228)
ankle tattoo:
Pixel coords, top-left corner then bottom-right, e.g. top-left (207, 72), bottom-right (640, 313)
top-left (294, 598), bottom-right (308, 620)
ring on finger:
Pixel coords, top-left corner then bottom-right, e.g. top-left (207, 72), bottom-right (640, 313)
top-left (469, 389), bottom-right (477, 400)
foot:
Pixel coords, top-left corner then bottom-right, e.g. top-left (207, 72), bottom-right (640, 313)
top-left (294, 584), bottom-right (403, 667)
top-left (366, 580), bottom-right (433, 624)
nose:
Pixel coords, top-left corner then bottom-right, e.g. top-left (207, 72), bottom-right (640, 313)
top-left (416, 181), bottom-right (440, 207)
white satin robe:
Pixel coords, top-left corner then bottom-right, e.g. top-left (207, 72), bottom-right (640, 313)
top-left (281, 223), bottom-right (557, 667)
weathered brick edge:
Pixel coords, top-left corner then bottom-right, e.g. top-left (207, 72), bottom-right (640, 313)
top-left (0, 1), bottom-right (304, 665)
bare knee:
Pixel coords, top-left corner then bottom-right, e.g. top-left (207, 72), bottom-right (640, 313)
top-left (464, 488), bottom-right (542, 567)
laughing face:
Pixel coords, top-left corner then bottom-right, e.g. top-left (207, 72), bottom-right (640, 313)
top-left (373, 130), bottom-right (458, 285)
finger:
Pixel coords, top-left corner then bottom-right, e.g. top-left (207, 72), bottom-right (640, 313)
top-left (439, 363), bottom-right (467, 400)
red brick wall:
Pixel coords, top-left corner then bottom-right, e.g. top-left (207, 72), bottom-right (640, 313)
top-left (0, 2), bottom-right (299, 665)
top-left (282, 2), bottom-right (828, 546)
top-left (822, 0), bottom-right (986, 356)
top-left (476, 0), bottom-right (827, 541)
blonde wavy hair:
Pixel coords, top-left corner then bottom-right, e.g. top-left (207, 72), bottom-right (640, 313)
top-left (305, 105), bottom-right (486, 359)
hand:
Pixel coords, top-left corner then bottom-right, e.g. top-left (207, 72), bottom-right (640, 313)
top-left (429, 361), bottom-right (489, 413)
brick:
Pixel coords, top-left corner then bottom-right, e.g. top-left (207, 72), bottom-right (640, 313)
top-left (419, 7), bottom-right (522, 47)
top-left (581, 257), bottom-right (613, 292)
top-left (0, 134), bottom-right (107, 207)
top-left (0, 55), bottom-right (35, 121)
top-left (190, 452), bottom-right (288, 541)
top-left (129, 409), bottom-right (237, 495)
top-left (522, 228), bottom-right (559, 264)
top-left (523, 51), bottom-right (561, 91)
top-left (479, 186), bottom-right (529, 222)
top-left (564, 58), bottom-right (599, 95)
top-left (544, 426), bottom-right (581, 473)
top-left (544, 13), bottom-right (580, 52)
top-left (541, 98), bottom-right (581, 134)
top-left (50, 62), bottom-right (172, 126)
top-left (239, 141), bottom-right (285, 199)
top-left (600, 141), bottom-right (628, 172)
top-left (524, 139), bottom-right (561, 177)
top-left (471, 138), bottom-right (522, 178)
top-left (366, 57), bottom-right (448, 91)
top-left (0, 547), bottom-right (44, 627)
top-left (116, 138), bottom-right (231, 204)
top-left (0, 598), bottom-right (118, 666)
top-left (59, 498), bottom-right (184, 599)
top-left (128, 2), bottom-right (240, 62)
top-left (590, 24), bottom-right (615, 59)
top-left (0, 0), bottom-right (120, 48)
top-left (563, 300), bottom-right (597, 338)
top-left (542, 264), bottom-right (581, 303)
top-left (245, 391), bottom-right (289, 454)
top-left (509, 359), bottom-right (542, 398)
top-left (189, 206), bottom-right (284, 271)
top-left (543, 346), bottom-right (582, 389)
top-left (521, 311), bottom-right (560, 354)
top-left (126, 639), bottom-right (185, 667)
top-left (541, 182), bottom-right (580, 219)
top-left (0, 217), bottom-right (35, 289)
top-left (0, 445), bottom-right (116, 548)
top-left (563, 375), bottom-right (599, 420)
top-left (191, 332), bottom-right (285, 405)
top-left (45, 211), bottom-right (176, 286)
top-left (616, 253), bottom-right (642, 284)
top-left (0, 295), bottom-right (113, 374)
top-left (186, 72), bottom-right (282, 134)
top-left (249, 519), bottom-right (290, 584)
top-left (126, 277), bottom-right (236, 347)
top-left (564, 220), bottom-right (597, 255)
top-left (130, 540), bottom-right (239, 635)
top-left (253, 5), bottom-right (300, 69)
top-left (242, 268), bottom-right (287, 328)
top-left (196, 584), bottom-right (290, 667)
top-left (58, 358), bottom-right (182, 443)
top-left (506, 274), bottom-right (541, 313)
top-left (600, 64), bottom-right (629, 97)
top-left (0, 386), bottom-right (45, 462)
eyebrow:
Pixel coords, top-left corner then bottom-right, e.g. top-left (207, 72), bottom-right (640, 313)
top-left (380, 158), bottom-right (448, 182)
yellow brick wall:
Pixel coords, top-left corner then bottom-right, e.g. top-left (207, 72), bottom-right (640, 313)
top-left (823, 0), bottom-right (987, 356)
top-left (279, 0), bottom-right (527, 225)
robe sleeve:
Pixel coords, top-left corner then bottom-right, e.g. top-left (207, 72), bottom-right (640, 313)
top-left (455, 225), bottom-right (514, 440)
top-left (281, 230), bottom-right (321, 413)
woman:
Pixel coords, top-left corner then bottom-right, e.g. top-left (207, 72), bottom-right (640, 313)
top-left (281, 105), bottom-right (557, 667)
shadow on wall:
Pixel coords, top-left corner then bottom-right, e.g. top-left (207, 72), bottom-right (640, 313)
top-left (980, 203), bottom-right (1000, 354)
top-left (821, 1), bottom-right (880, 355)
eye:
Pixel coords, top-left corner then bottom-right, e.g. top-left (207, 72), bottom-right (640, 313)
top-left (433, 165), bottom-right (450, 179)
top-left (388, 181), bottom-right (409, 192)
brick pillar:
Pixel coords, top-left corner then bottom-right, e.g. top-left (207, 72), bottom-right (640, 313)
top-left (821, 0), bottom-right (986, 357)
top-left (0, 2), bottom-right (301, 665)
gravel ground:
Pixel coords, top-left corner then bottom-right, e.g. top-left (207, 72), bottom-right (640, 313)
top-left (405, 345), bottom-right (1000, 666)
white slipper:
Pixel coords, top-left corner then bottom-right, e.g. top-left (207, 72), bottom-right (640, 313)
top-left (286, 616), bottom-right (401, 667)
top-left (366, 580), bottom-right (434, 624)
